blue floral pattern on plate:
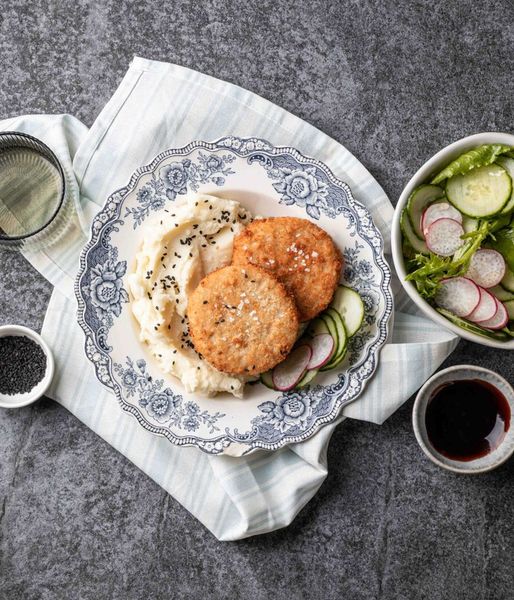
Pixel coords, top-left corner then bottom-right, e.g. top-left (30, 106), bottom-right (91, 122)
top-left (114, 358), bottom-right (224, 432)
top-left (76, 136), bottom-right (393, 456)
top-left (125, 152), bottom-right (236, 227)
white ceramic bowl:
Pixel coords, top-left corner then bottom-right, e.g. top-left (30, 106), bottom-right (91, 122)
top-left (413, 365), bottom-right (514, 474)
top-left (391, 132), bottom-right (514, 349)
top-left (0, 324), bottom-right (54, 408)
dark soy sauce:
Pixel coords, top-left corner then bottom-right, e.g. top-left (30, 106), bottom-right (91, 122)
top-left (425, 379), bottom-right (510, 461)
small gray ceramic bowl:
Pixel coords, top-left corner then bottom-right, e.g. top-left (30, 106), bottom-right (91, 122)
top-left (413, 365), bottom-right (514, 474)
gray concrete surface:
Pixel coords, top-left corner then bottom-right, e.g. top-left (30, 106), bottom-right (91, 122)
top-left (1, 1), bottom-right (513, 598)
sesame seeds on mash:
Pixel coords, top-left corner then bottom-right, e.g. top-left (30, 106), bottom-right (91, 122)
top-left (127, 193), bottom-right (253, 398)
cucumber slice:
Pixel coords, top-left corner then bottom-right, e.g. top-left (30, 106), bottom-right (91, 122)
top-left (446, 164), bottom-right (512, 218)
top-left (462, 215), bottom-right (479, 234)
top-left (307, 316), bottom-right (332, 337)
top-left (505, 300), bottom-right (514, 321)
top-left (501, 267), bottom-right (514, 293)
top-left (436, 308), bottom-right (509, 341)
top-left (496, 157), bottom-right (514, 214)
top-left (260, 370), bottom-right (276, 390)
top-left (490, 285), bottom-right (514, 302)
top-left (330, 286), bottom-right (365, 337)
top-left (406, 184), bottom-right (445, 239)
top-left (296, 368), bottom-right (319, 389)
top-left (400, 208), bottom-right (429, 254)
top-left (319, 313), bottom-right (338, 355)
top-left (402, 239), bottom-right (417, 261)
top-left (320, 308), bottom-right (348, 371)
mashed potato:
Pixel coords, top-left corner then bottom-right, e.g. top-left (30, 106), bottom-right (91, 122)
top-left (127, 193), bottom-right (253, 397)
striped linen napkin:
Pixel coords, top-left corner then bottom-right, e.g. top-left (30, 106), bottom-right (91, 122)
top-left (1, 57), bottom-right (458, 540)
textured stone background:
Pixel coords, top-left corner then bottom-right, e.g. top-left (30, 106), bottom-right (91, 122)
top-left (1, 1), bottom-right (514, 598)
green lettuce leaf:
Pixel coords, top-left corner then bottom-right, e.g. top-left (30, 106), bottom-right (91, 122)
top-left (405, 219), bottom-right (499, 299)
top-left (431, 144), bottom-right (513, 185)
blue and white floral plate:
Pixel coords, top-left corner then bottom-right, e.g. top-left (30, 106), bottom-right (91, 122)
top-left (76, 137), bottom-right (393, 456)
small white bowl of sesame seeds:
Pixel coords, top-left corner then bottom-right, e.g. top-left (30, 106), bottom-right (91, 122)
top-left (0, 324), bottom-right (55, 408)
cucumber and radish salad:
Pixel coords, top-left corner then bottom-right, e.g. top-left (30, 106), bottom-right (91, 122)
top-left (261, 285), bottom-right (365, 391)
top-left (401, 143), bottom-right (514, 341)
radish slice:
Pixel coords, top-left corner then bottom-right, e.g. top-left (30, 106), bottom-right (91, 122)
top-left (435, 277), bottom-right (480, 317)
top-left (272, 345), bottom-right (312, 391)
top-left (466, 249), bottom-right (506, 289)
top-left (306, 334), bottom-right (334, 369)
top-left (422, 202), bottom-right (463, 236)
top-left (426, 218), bottom-right (465, 256)
top-left (479, 300), bottom-right (509, 330)
top-left (467, 287), bottom-right (498, 323)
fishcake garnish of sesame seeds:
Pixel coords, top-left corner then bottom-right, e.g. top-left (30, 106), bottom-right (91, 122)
top-left (187, 265), bottom-right (299, 376)
top-left (232, 217), bottom-right (343, 321)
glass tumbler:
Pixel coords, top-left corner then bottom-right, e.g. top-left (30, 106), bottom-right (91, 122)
top-left (0, 132), bottom-right (70, 250)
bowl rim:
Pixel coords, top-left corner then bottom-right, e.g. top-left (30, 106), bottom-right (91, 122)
top-left (391, 131), bottom-right (514, 349)
top-left (0, 324), bottom-right (55, 408)
top-left (0, 131), bottom-right (67, 242)
top-left (412, 364), bottom-right (514, 474)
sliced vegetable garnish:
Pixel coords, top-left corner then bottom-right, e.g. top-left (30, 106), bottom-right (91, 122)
top-left (425, 218), bottom-right (464, 256)
top-left (466, 248), bottom-right (506, 289)
top-left (320, 308), bottom-right (348, 371)
top-left (505, 300), bottom-right (514, 321)
top-left (479, 300), bottom-right (508, 330)
top-left (422, 201), bottom-right (462, 236)
top-left (260, 370), bottom-right (276, 390)
top-left (406, 219), bottom-right (495, 299)
top-left (462, 215), bottom-right (479, 234)
top-left (467, 287), bottom-right (498, 323)
top-left (434, 277), bottom-right (480, 317)
top-left (501, 267), bottom-right (514, 293)
top-left (307, 334), bottom-right (335, 369)
top-left (436, 308), bottom-right (510, 341)
top-left (490, 285), bottom-right (514, 302)
top-left (296, 368), bottom-right (319, 389)
top-left (496, 157), bottom-right (514, 214)
top-left (330, 286), bottom-right (365, 337)
top-left (431, 144), bottom-right (513, 185)
top-left (272, 344), bottom-right (312, 391)
top-left (446, 164), bottom-right (512, 218)
top-left (406, 184), bottom-right (445, 239)
top-left (400, 208), bottom-right (429, 254)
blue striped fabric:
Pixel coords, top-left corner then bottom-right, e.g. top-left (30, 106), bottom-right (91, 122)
top-left (2, 57), bottom-right (458, 539)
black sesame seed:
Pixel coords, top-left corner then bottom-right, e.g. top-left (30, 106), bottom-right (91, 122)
top-left (0, 336), bottom-right (47, 395)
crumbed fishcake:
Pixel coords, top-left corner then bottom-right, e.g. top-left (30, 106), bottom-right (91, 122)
top-left (187, 265), bottom-right (299, 376)
top-left (232, 217), bottom-right (342, 321)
